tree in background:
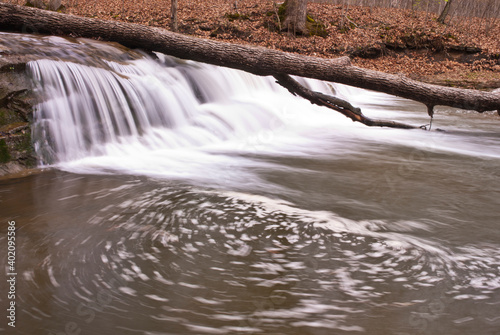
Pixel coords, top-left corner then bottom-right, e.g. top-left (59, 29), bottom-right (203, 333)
top-left (171, 0), bottom-right (178, 32)
top-left (437, 0), bottom-right (453, 24)
top-left (282, 0), bottom-right (309, 35)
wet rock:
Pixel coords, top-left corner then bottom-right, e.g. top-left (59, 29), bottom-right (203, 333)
top-left (0, 55), bottom-right (37, 175)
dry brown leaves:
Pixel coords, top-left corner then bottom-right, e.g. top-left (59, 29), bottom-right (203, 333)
top-left (4, 0), bottom-right (500, 84)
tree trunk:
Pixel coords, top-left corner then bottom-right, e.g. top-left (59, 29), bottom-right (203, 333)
top-left (0, 3), bottom-right (499, 115)
top-left (437, 0), bottom-right (453, 24)
top-left (171, 0), bottom-right (178, 32)
top-left (282, 0), bottom-right (309, 35)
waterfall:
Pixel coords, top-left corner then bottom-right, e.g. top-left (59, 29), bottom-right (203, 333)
top-left (29, 55), bottom-right (305, 163)
top-left (27, 51), bottom-right (361, 182)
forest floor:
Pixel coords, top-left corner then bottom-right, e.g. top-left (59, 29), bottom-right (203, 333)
top-left (7, 0), bottom-right (500, 88)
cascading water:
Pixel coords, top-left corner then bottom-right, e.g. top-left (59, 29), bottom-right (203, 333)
top-left (28, 49), bottom-right (373, 185)
top-left (28, 52), bottom-right (500, 183)
top-left (2, 32), bottom-right (500, 335)
top-left (28, 51), bottom-right (346, 182)
top-left (29, 57), bottom-right (282, 161)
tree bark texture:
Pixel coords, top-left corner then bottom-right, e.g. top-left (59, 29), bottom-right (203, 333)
top-left (283, 0), bottom-right (309, 35)
top-left (437, 0), bottom-right (453, 24)
top-left (170, 0), bottom-right (178, 32)
top-left (0, 3), bottom-right (499, 114)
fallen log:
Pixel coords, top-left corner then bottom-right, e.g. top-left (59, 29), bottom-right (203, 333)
top-left (0, 3), bottom-right (499, 118)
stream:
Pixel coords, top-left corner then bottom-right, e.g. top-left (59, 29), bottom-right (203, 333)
top-left (1, 32), bottom-right (500, 335)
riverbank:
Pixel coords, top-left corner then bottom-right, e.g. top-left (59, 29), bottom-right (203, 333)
top-left (9, 0), bottom-right (498, 89)
top-left (0, 53), bottom-right (37, 176)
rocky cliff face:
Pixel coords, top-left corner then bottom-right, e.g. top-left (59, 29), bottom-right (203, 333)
top-left (0, 56), bottom-right (38, 176)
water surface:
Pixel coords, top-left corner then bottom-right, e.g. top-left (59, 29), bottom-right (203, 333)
top-left (1, 32), bottom-right (500, 335)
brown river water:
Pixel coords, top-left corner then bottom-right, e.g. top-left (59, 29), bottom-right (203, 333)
top-left (1, 32), bottom-right (500, 335)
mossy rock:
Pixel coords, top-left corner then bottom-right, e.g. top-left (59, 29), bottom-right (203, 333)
top-left (0, 109), bottom-right (18, 127)
top-left (15, 131), bottom-right (35, 161)
top-left (210, 23), bottom-right (250, 39)
top-left (271, 2), bottom-right (327, 37)
top-left (224, 12), bottom-right (250, 21)
top-left (0, 56), bottom-right (37, 173)
top-left (0, 139), bottom-right (10, 163)
top-left (306, 15), bottom-right (328, 38)
top-left (0, 130), bottom-right (36, 167)
top-left (0, 122), bottom-right (28, 133)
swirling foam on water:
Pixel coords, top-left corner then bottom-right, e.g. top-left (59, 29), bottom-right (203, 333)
top-left (12, 182), bottom-right (497, 333)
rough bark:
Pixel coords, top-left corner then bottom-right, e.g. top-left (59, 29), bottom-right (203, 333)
top-left (171, 0), bottom-right (178, 32)
top-left (282, 0), bottom-right (309, 35)
top-left (437, 0), bottom-right (453, 24)
top-left (0, 3), bottom-right (499, 115)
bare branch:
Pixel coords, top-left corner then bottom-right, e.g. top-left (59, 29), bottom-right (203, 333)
top-left (273, 74), bottom-right (418, 129)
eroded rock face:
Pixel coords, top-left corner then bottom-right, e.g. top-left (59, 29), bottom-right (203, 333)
top-left (0, 62), bottom-right (37, 176)
top-left (0, 42), bottom-right (39, 176)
